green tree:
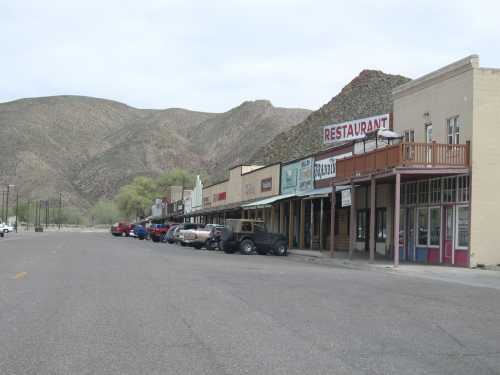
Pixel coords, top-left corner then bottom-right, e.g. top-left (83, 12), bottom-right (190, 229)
top-left (115, 176), bottom-right (157, 219)
top-left (88, 200), bottom-right (121, 225)
top-left (156, 168), bottom-right (196, 192)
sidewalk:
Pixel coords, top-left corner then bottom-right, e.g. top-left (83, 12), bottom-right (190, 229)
top-left (288, 249), bottom-right (500, 290)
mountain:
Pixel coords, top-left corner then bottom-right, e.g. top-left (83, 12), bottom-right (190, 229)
top-left (0, 96), bottom-right (311, 208)
top-left (250, 70), bottom-right (411, 165)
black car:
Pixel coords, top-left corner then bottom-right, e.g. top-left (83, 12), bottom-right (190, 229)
top-left (219, 219), bottom-right (288, 256)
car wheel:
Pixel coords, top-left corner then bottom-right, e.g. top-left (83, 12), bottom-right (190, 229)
top-left (273, 241), bottom-right (288, 256)
top-left (193, 244), bottom-right (202, 250)
top-left (239, 239), bottom-right (255, 255)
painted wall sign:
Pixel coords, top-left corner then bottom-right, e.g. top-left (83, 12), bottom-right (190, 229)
top-left (323, 114), bottom-right (390, 144)
top-left (213, 192), bottom-right (227, 202)
top-left (281, 157), bottom-right (314, 194)
top-left (314, 152), bottom-right (352, 181)
top-left (261, 178), bottom-right (272, 192)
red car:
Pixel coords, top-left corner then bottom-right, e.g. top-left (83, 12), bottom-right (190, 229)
top-left (111, 222), bottom-right (130, 237)
top-left (148, 223), bottom-right (170, 242)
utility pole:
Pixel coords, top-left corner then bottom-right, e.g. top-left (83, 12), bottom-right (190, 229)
top-left (59, 192), bottom-right (62, 230)
top-left (15, 191), bottom-right (18, 232)
top-left (1, 190), bottom-right (4, 223)
top-left (5, 184), bottom-right (14, 224)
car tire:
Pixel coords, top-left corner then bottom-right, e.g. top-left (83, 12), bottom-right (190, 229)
top-left (193, 244), bottom-right (203, 250)
top-left (272, 241), bottom-right (288, 256)
top-left (205, 240), bottom-right (214, 250)
top-left (239, 239), bottom-right (255, 255)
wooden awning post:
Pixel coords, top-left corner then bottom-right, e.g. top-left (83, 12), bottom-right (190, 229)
top-left (394, 173), bottom-right (401, 267)
top-left (349, 181), bottom-right (356, 260)
top-left (330, 180), bottom-right (336, 257)
top-left (319, 198), bottom-right (324, 250)
top-left (369, 176), bottom-right (376, 263)
top-left (310, 199), bottom-right (315, 250)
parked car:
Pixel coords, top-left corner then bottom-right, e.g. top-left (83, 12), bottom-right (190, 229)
top-left (128, 224), bottom-right (137, 237)
top-left (133, 225), bottom-right (148, 240)
top-left (219, 219), bottom-right (288, 256)
top-left (181, 225), bottom-right (223, 249)
top-left (111, 222), bottom-right (129, 237)
top-left (165, 224), bottom-right (179, 244)
top-left (0, 223), bottom-right (14, 233)
top-left (175, 223), bottom-right (206, 246)
top-left (148, 223), bottom-right (170, 243)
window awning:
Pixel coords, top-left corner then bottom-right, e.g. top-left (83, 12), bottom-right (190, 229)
top-left (241, 193), bottom-right (296, 208)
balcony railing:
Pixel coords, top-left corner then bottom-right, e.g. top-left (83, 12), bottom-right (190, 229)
top-left (336, 142), bottom-right (470, 180)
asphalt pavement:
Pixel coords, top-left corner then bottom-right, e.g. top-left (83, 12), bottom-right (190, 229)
top-left (1, 232), bottom-right (499, 375)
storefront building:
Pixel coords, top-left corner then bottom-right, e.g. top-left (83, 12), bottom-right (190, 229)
top-left (333, 55), bottom-right (500, 267)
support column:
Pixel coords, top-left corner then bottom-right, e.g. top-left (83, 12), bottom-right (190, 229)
top-left (280, 202), bottom-right (285, 233)
top-left (319, 198), bottom-right (324, 250)
top-left (300, 199), bottom-right (305, 249)
top-left (330, 181), bottom-right (336, 257)
top-left (310, 200), bottom-right (315, 250)
top-left (270, 205), bottom-right (276, 233)
top-left (394, 173), bottom-right (401, 267)
top-left (288, 200), bottom-right (294, 249)
top-left (349, 182), bottom-right (356, 260)
top-left (369, 177), bottom-right (376, 263)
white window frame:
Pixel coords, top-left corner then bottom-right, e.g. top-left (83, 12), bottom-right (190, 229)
top-left (442, 176), bottom-right (457, 204)
top-left (418, 180), bottom-right (429, 205)
top-left (457, 174), bottom-right (470, 203)
top-left (446, 116), bottom-right (460, 145)
top-left (455, 204), bottom-right (470, 250)
top-left (428, 206), bottom-right (441, 248)
top-left (429, 178), bottom-right (442, 204)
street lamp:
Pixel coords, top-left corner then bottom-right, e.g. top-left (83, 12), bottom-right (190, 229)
top-left (5, 184), bottom-right (15, 224)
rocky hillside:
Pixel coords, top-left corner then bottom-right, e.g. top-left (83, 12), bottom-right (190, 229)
top-left (0, 96), bottom-right (310, 208)
top-left (250, 70), bottom-right (411, 164)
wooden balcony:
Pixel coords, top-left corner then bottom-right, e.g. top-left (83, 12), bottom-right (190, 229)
top-left (336, 142), bottom-right (470, 180)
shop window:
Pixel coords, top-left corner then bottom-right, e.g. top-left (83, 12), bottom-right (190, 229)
top-left (376, 208), bottom-right (387, 242)
top-left (447, 116), bottom-right (460, 145)
top-left (417, 207), bottom-right (429, 246)
top-left (400, 183), bottom-right (406, 206)
top-left (457, 175), bottom-right (470, 202)
top-left (406, 182), bottom-right (417, 205)
top-left (418, 180), bottom-right (429, 205)
top-left (356, 210), bottom-right (368, 241)
top-left (456, 206), bottom-right (470, 248)
top-left (429, 207), bottom-right (441, 246)
top-left (430, 179), bottom-right (442, 204)
top-left (443, 177), bottom-right (457, 203)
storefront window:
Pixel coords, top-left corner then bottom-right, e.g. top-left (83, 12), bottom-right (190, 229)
top-left (400, 183), bottom-right (406, 205)
top-left (417, 207), bottom-right (429, 246)
top-left (429, 207), bottom-right (441, 246)
top-left (418, 180), bottom-right (429, 204)
top-left (457, 175), bottom-right (470, 202)
top-left (376, 208), bottom-right (387, 242)
top-left (430, 179), bottom-right (442, 204)
top-left (356, 210), bottom-right (368, 241)
top-left (406, 182), bottom-right (417, 205)
top-left (457, 206), bottom-right (469, 248)
top-left (443, 177), bottom-right (457, 203)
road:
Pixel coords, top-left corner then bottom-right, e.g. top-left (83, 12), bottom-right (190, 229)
top-left (1, 232), bottom-right (499, 375)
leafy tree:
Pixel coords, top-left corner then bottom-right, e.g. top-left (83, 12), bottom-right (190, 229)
top-left (156, 168), bottom-right (196, 192)
top-left (88, 200), bottom-right (121, 225)
top-left (115, 176), bottom-right (157, 219)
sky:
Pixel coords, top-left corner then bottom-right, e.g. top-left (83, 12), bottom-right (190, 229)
top-left (1, 0), bottom-right (499, 113)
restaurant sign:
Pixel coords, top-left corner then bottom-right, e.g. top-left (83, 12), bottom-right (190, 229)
top-left (314, 152), bottom-right (352, 181)
top-left (323, 114), bottom-right (390, 144)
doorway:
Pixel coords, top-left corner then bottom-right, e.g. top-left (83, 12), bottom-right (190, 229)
top-left (443, 206), bottom-right (453, 264)
top-left (405, 207), bottom-right (415, 261)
